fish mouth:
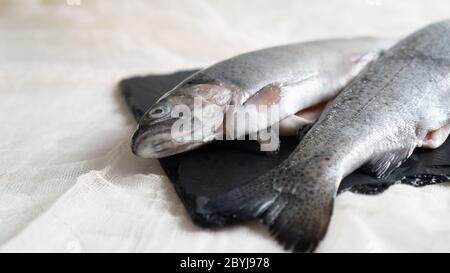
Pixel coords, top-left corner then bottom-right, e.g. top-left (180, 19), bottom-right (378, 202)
top-left (131, 111), bottom-right (223, 158)
top-left (131, 125), bottom-right (206, 159)
top-left (132, 129), bottom-right (171, 158)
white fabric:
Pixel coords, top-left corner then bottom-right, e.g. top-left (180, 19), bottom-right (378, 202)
top-left (1, 0), bottom-right (450, 253)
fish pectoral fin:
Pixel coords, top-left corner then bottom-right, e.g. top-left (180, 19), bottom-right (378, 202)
top-left (278, 101), bottom-right (329, 137)
top-left (365, 145), bottom-right (416, 179)
top-left (243, 74), bottom-right (319, 108)
top-left (419, 124), bottom-right (450, 149)
top-left (243, 83), bottom-right (283, 107)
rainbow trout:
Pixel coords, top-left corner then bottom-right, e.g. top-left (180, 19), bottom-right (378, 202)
top-left (206, 20), bottom-right (450, 252)
top-left (132, 37), bottom-right (393, 158)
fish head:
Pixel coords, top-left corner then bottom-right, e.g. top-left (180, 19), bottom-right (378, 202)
top-left (132, 82), bottom-right (233, 158)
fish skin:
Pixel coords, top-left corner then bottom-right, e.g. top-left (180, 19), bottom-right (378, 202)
top-left (204, 20), bottom-right (450, 252)
top-left (132, 37), bottom-right (393, 158)
top-left (189, 37), bottom-right (391, 106)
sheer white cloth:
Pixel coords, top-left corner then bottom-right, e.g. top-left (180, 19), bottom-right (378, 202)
top-left (1, 0), bottom-right (449, 253)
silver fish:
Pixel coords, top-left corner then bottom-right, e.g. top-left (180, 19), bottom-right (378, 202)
top-left (206, 20), bottom-right (450, 252)
top-left (132, 37), bottom-right (393, 158)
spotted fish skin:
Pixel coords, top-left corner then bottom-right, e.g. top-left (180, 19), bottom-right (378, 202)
top-left (205, 20), bottom-right (450, 252)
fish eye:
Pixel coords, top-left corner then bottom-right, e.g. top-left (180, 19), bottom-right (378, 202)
top-left (148, 105), bottom-right (169, 119)
top-left (153, 109), bottom-right (163, 115)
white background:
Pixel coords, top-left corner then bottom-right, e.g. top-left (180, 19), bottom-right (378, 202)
top-left (1, 0), bottom-right (450, 252)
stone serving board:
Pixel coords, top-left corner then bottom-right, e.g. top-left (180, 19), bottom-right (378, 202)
top-left (120, 70), bottom-right (450, 228)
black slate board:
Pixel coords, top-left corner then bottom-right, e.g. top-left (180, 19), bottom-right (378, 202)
top-left (120, 71), bottom-right (450, 228)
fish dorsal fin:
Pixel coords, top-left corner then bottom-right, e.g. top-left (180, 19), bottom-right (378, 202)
top-left (365, 144), bottom-right (416, 179)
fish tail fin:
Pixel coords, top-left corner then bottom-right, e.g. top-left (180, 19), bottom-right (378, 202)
top-left (202, 179), bottom-right (279, 222)
top-left (204, 170), bottom-right (336, 252)
top-left (263, 188), bottom-right (335, 252)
